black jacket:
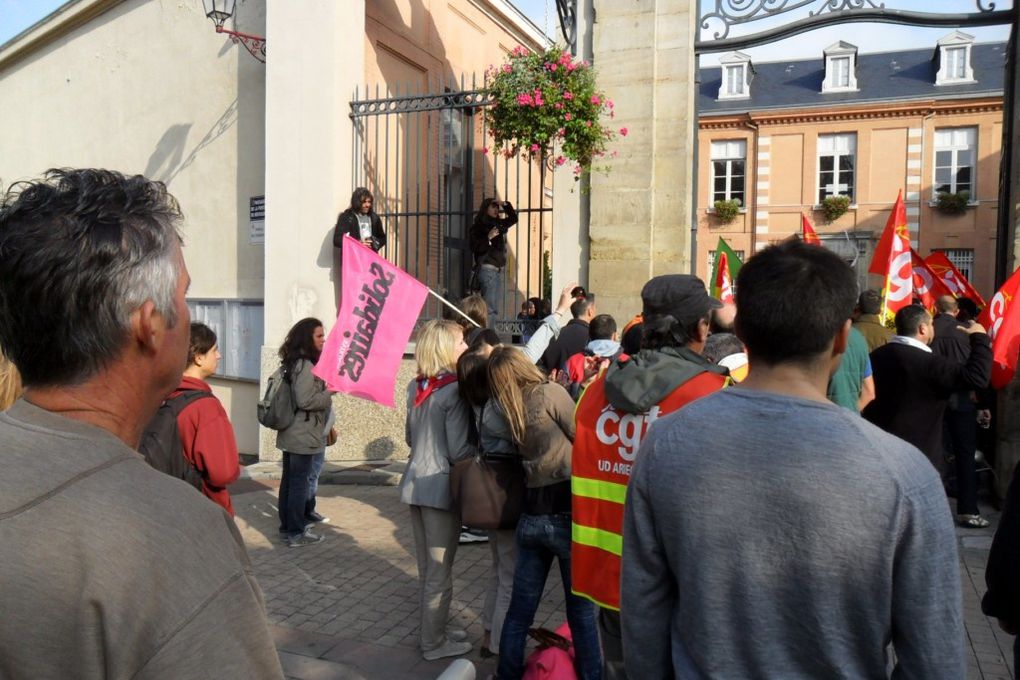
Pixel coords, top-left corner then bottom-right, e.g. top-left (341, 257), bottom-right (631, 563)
top-left (333, 210), bottom-right (386, 252)
top-left (540, 319), bottom-right (590, 373)
top-left (983, 462), bottom-right (1020, 625)
top-left (932, 312), bottom-right (985, 410)
top-left (469, 205), bottom-right (518, 269)
top-left (863, 334), bottom-right (992, 470)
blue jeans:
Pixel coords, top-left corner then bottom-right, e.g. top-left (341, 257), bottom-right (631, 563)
top-left (305, 451), bottom-right (325, 517)
top-left (278, 452), bottom-right (315, 537)
top-left (497, 513), bottom-right (602, 680)
top-left (479, 265), bottom-right (502, 317)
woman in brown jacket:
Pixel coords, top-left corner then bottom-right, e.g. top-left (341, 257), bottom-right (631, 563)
top-left (487, 347), bottom-right (602, 680)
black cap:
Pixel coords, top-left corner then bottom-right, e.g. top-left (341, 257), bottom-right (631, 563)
top-left (641, 275), bottom-right (722, 323)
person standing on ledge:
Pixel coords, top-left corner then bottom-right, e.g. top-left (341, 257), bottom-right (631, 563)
top-left (470, 197), bottom-right (517, 317)
top-left (333, 187), bottom-right (386, 253)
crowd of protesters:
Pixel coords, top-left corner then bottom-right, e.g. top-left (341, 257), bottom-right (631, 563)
top-left (2, 168), bottom-right (1020, 679)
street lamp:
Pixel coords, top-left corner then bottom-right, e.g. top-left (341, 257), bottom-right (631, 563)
top-left (202, 0), bottom-right (266, 63)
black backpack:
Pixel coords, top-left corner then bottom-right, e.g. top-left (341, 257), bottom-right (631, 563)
top-left (138, 390), bottom-right (212, 490)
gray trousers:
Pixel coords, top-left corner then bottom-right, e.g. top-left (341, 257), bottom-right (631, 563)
top-left (409, 505), bottom-right (461, 652)
top-left (481, 528), bottom-right (516, 654)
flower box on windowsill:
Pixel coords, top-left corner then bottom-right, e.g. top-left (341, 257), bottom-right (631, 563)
top-left (927, 200), bottom-right (980, 208)
top-left (706, 208), bottom-right (748, 214)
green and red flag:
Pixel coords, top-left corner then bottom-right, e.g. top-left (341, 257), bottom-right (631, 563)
top-left (977, 267), bottom-right (1020, 389)
top-left (714, 251), bottom-right (735, 304)
top-left (710, 237), bottom-right (743, 300)
top-left (801, 214), bottom-right (822, 246)
top-left (924, 251), bottom-right (987, 308)
top-left (867, 190), bottom-right (912, 322)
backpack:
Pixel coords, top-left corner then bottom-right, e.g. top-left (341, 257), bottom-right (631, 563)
top-left (257, 363), bottom-right (297, 430)
top-left (138, 390), bottom-right (211, 490)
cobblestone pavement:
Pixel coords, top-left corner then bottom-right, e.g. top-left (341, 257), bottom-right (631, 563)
top-left (231, 479), bottom-right (1015, 680)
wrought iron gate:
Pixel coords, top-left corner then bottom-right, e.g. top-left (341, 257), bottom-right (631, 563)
top-left (350, 75), bottom-right (552, 333)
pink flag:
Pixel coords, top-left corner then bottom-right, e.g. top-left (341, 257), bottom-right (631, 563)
top-left (313, 235), bottom-right (428, 407)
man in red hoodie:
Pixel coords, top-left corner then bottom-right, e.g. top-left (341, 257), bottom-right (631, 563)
top-left (171, 322), bottom-right (241, 514)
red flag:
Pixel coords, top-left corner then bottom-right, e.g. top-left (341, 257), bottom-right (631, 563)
top-left (715, 251), bottom-right (734, 304)
top-left (977, 267), bottom-right (1020, 389)
top-left (801, 214), bottom-right (822, 246)
top-left (924, 251), bottom-right (987, 308)
top-left (868, 190), bottom-right (909, 275)
top-left (313, 235), bottom-right (429, 407)
top-left (910, 249), bottom-right (954, 312)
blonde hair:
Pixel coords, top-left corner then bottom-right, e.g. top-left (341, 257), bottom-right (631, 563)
top-left (487, 346), bottom-right (546, 445)
top-left (0, 351), bottom-right (23, 411)
top-left (415, 319), bottom-right (463, 377)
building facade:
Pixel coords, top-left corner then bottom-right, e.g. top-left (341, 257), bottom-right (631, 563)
top-left (696, 33), bottom-right (1005, 299)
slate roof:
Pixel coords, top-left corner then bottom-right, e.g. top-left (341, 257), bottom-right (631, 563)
top-left (698, 42), bottom-right (1007, 115)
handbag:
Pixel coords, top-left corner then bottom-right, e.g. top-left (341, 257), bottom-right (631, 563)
top-left (523, 623), bottom-right (577, 680)
top-left (466, 262), bottom-right (482, 294)
top-left (450, 404), bottom-right (525, 530)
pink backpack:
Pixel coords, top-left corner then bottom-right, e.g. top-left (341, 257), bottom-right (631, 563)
top-left (522, 623), bottom-right (578, 680)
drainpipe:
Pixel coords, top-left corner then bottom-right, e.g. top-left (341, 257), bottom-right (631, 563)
top-left (745, 114), bottom-right (760, 257)
top-left (691, 60), bottom-right (701, 275)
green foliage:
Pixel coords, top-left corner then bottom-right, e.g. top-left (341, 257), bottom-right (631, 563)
top-left (712, 199), bottom-right (741, 224)
top-left (821, 195), bottom-right (852, 222)
top-left (935, 190), bottom-right (971, 216)
top-left (542, 250), bottom-right (552, 302)
top-left (484, 46), bottom-right (623, 178)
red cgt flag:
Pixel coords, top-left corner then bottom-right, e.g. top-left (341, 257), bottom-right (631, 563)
top-left (977, 267), bottom-right (1020, 389)
top-left (868, 190), bottom-right (909, 275)
top-left (868, 191), bottom-right (912, 321)
top-left (715, 251), bottom-right (735, 304)
top-left (801, 214), bottom-right (822, 246)
top-left (910, 249), bottom-right (954, 312)
top-left (924, 251), bottom-right (987, 309)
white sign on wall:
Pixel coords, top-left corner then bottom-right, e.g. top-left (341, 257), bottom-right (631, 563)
top-left (249, 195), bottom-right (265, 244)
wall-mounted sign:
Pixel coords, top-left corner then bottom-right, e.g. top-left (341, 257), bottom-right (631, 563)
top-left (249, 195), bottom-right (265, 244)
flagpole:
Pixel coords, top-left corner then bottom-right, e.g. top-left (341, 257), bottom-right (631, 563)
top-left (427, 288), bottom-right (481, 328)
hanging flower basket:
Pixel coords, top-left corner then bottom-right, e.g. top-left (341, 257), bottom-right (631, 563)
top-left (483, 46), bottom-right (623, 179)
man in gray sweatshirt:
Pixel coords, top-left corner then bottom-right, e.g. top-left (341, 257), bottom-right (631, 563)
top-left (622, 240), bottom-right (963, 679)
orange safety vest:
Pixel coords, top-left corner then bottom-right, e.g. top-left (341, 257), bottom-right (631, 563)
top-left (571, 369), bottom-right (726, 610)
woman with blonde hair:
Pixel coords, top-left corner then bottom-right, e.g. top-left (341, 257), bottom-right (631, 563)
top-left (488, 346), bottom-right (602, 680)
top-left (0, 351), bottom-right (22, 410)
top-left (399, 319), bottom-right (475, 661)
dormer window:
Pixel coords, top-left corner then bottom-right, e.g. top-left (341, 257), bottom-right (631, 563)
top-left (822, 41), bottom-right (858, 93)
top-left (718, 52), bottom-right (752, 100)
top-left (936, 31), bottom-right (976, 85)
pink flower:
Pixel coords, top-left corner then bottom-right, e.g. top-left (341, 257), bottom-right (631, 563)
top-left (482, 147), bottom-right (489, 155)
top-left (556, 156), bottom-right (566, 166)
top-left (619, 127), bottom-right (628, 136)
top-left (607, 99), bottom-right (614, 108)
top-left (530, 143), bottom-right (540, 153)
top-left (567, 62), bottom-right (577, 72)
top-left (586, 120), bottom-right (592, 127)
top-left (563, 91), bottom-right (574, 100)
top-left (516, 93), bottom-right (534, 106)
top-left (557, 127), bottom-right (565, 137)
top-left (591, 95), bottom-right (601, 105)
top-left (573, 165), bottom-right (582, 175)
top-left (554, 102), bottom-right (563, 110)
top-left (533, 89), bottom-right (544, 106)
top-left (502, 63), bottom-right (512, 73)
top-left (512, 45), bottom-right (528, 56)
top-left (560, 52), bottom-right (572, 64)
top-left (565, 113), bottom-right (573, 121)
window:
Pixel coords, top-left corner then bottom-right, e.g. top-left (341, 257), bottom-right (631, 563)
top-left (935, 31), bottom-right (975, 85)
top-left (711, 140), bottom-right (747, 205)
top-left (817, 133), bottom-right (856, 203)
top-left (831, 56), bottom-right (851, 88)
top-left (945, 47), bottom-right (966, 80)
top-left (936, 248), bottom-right (975, 281)
top-left (187, 299), bottom-right (265, 380)
top-left (724, 65), bottom-right (745, 96)
top-left (934, 127), bottom-right (976, 197)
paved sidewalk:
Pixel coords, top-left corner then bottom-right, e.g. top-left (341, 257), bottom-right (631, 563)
top-left (231, 478), bottom-right (1015, 680)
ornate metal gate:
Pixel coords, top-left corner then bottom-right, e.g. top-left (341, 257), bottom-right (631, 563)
top-left (350, 75), bottom-right (552, 333)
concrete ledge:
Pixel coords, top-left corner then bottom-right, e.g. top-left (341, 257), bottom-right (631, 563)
top-left (244, 460), bottom-right (405, 486)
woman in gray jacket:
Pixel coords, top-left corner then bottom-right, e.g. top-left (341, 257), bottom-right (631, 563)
top-left (400, 319), bottom-right (475, 661)
top-left (276, 318), bottom-right (334, 548)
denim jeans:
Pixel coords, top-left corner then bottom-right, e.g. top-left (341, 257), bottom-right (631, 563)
top-left (305, 450), bottom-right (325, 518)
top-left (497, 513), bottom-right (602, 680)
top-left (479, 265), bottom-right (502, 317)
top-left (278, 452), bottom-right (315, 538)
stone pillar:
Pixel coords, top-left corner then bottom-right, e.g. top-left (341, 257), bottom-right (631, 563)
top-left (260, 0), bottom-right (365, 460)
top-left (588, 0), bottom-right (697, 322)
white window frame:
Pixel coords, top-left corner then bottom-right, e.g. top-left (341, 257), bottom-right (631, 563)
top-left (932, 127), bottom-right (977, 199)
top-left (717, 52), bottom-right (752, 101)
top-left (816, 133), bottom-right (857, 204)
top-left (936, 248), bottom-right (975, 281)
top-left (822, 42), bottom-right (858, 93)
top-left (710, 140), bottom-right (747, 206)
top-left (187, 299), bottom-right (265, 382)
top-left (935, 32), bottom-right (976, 85)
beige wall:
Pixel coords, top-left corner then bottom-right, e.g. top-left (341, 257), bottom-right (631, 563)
top-left (698, 100), bottom-right (1003, 298)
top-left (0, 0), bottom-right (266, 454)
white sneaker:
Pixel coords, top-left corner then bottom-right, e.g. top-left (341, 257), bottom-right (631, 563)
top-left (422, 640), bottom-right (473, 661)
top-left (459, 529), bottom-right (488, 544)
top-left (446, 627), bottom-right (468, 642)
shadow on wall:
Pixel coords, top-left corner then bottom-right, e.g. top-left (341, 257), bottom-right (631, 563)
top-left (144, 99), bottom-right (239, 185)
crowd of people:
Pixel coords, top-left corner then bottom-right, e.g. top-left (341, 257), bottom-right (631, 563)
top-left (1, 168), bottom-right (1019, 679)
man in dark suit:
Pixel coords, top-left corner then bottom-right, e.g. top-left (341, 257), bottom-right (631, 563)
top-left (863, 304), bottom-right (991, 491)
top-left (540, 294), bottom-right (596, 373)
top-left (931, 295), bottom-right (989, 527)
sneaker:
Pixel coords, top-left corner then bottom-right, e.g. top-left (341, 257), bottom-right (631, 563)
top-left (305, 511), bottom-right (330, 524)
top-left (446, 627), bottom-right (468, 642)
top-left (459, 528), bottom-right (489, 544)
top-left (422, 639), bottom-right (472, 661)
top-left (287, 530), bottom-right (324, 548)
top-left (957, 514), bottom-right (990, 528)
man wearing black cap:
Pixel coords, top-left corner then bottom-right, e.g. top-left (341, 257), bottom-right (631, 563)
top-left (570, 274), bottom-right (728, 680)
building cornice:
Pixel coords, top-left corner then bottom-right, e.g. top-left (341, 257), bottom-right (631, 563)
top-left (700, 96), bottom-right (1003, 129)
top-left (470, 0), bottom-right (552, 51)
top-left (0, 0), bottom-right (125, 75)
